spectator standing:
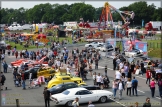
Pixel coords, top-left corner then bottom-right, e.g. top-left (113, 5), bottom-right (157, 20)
top-left (118, 79), bottom-right (124, 100)
top-left (92, 72), bottom-right (97, 85)
top-left (143, 97), bottom-right (151, 107)
top-left (2, 61), bottom-right (8, 73)
top-left (72, 97), bottom-right (80, 107)
top-left (113, 57), bottom-right (117, 70)
top-left (0, 72), bottom-right (6, 90)
top-left (96, 73), bottom-right (102, 87)
top-left (43, 87), bottom-right (51, 107)
top-left (140, 61), bottom-right (144, 76)
top-left (146, 68), bottom-right (151, 85)
top-left (150, 78), bottom-right (156, 98)
top-left (126, 78), bottom-right (132, 96)
top-left (21, 71), bottom-right (26, 90)
top-left (157, 78), bottom-right (162, 98)
top-left (132, 77), bottom-right (138, 96)
top-left (112, 79), bottom-right (118, 99)
top-left (105, 65), bottom-right (107, 76)
top-left (88, 101), bottom-right (95, 107)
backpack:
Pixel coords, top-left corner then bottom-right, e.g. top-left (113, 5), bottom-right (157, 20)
top-left (158, 80), bottom-right (162, 87)
top-left (1, 75), bottom-right (6, 82)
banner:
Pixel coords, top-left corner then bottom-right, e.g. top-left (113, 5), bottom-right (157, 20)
top-left (106, 39), bottom-right (116, 48)
top-left (135, 42), bottom-right (147, 55)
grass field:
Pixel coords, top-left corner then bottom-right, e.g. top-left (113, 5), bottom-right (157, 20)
top-left (5, 41), bottom-right (45, 50)
top-left (143, 39), bottom-right (162, 58)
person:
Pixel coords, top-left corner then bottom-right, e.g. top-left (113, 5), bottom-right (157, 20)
top-left (115, 70), bottom-right (122, 81)
top-left (126, 78), bottom-right (132, 96)
top-left (96, 73), bottom-right (102, 87)
top-left (157, 78), bottom-right (162, 98)
top-left (21, 71), bottom-right (26, 90)
top-left (112, 79), bottom-right (118, 99)
top-left (134, 102), bottom-right (139, 107)
top-left (43, 87), bottom-right (51, 107)
top-left (132, 77), bottom-right (138, 96)
top-left (140, 61), bottom-right (144, 76)
top-left (105, 65), bottom-right (107, 76)
top-left (113, 57), bottom-right (117, 70)
top-left (143, 97), bottom-right (151, 107)
top-left (146, 67), bottom-right (151, 85)
top-left (103, 75), bottom-right (110, 88)
top-left (0, 72), bottom-right (6, 90)
top-left (72, 97), bottom-right (80, 107)
top-left (92, 72), bottom-right (97, 85)
top-left (118, 79), bottom-right (124, 100)
top-left (2, 61), bottom-right (8, 73)
top-left (150, 78), bottom-right (156, 98)
top-left (88, 101), bottom-right (95, 107)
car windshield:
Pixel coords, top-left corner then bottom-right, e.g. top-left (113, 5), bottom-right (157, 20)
top-left (62, 90), bottom-right (70, 95)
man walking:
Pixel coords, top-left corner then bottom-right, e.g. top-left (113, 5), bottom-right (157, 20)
top-left (132, 77), bottom-right (138, 96)
top-left (43, 87), bottom-right (51, 107)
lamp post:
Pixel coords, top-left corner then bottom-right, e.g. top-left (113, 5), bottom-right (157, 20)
top-left (133, 21), bottom-right (134, 29)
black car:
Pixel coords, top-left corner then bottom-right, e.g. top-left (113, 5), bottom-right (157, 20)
top-left (48, 82), bottom-right (78, 95)
top-left (48, 82), bottom-right (101, 95)
top-left (24, 66), bottom-right (40, 79)
top-left (80, 85), bottom-right (101, 90)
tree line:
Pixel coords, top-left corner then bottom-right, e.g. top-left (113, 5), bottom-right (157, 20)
top-left (0, 1), bottom-right (161, 26)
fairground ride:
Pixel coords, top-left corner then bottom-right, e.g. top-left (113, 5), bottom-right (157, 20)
top-left (98, 2), bottom-right (135, 30)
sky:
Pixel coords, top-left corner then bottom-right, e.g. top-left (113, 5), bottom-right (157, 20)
top-left (1, 1), bottom-right (161, 9)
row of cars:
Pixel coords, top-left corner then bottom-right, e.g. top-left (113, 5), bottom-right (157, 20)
top-left (11, 57), bottom-right (113, 107)
top-left (84, 41), bottom-right (144, 58)
top-left (46, 73), bottom-right (113, 107)
top-left (85, 42), bottom-right (114, 52)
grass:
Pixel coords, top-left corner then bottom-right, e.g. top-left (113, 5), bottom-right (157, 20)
top-left (143, 39), bottom-right (162, 58)
top-left (5, 41), bottom-right (45, 50)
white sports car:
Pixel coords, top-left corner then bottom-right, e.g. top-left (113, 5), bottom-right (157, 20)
top-left (51, 87), bottom-right (113, 107)
top-left (85, 42), bottom-right (104, 49)
top-left (125, 49), bottom-right (143, 57)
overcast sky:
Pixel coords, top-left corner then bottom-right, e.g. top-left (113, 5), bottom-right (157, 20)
top-left (1, 1), bottom-right (161, 9)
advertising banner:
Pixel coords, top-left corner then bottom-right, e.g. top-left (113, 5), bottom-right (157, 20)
top-left (106, 39), bottom-right (116, 47)
top-left (135, 42), bottom-right (147, 55)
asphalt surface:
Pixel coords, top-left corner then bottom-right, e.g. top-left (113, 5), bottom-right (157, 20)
top-left (1, 44), bottom-right (162, 107)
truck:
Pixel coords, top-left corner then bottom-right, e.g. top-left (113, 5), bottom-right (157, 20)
top-left (145, 21), bottom-right (162, 31)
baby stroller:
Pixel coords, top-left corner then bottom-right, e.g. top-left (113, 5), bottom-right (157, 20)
top-left (30, 79), bottom-right (41, 88)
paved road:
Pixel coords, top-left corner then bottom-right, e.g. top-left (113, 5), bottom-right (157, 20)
top-left (1, 45), bottom-right (162, 107)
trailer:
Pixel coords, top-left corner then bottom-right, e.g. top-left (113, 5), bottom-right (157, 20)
top-left (145, 21), bottom-right (162, 31)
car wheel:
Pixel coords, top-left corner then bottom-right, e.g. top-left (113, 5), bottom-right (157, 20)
top-left (66, 100), bottom-right (73, 107)
top-left (99, 96), bottom-right (107, 103)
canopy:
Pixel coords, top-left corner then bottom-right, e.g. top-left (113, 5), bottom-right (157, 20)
top-left (37, 34), bottom-right (46, 39)
top-left (53, 25), bottom-right (59, 28)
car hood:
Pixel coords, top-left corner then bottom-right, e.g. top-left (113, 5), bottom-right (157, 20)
top-left (92, 90), bottom-right (113, 95)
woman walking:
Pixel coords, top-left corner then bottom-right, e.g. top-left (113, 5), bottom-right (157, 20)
top-left (150, 78), bottom-right (156, 98)
top-left (126, 78), bottom-right (132, 96)
top-left (118, 79), bottom-right (124, 100)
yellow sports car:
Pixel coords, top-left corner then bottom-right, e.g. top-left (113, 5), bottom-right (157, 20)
top-left (37, 67), bottom-right (55, 78)
top-left (47, 73), bottom-right (86, 88)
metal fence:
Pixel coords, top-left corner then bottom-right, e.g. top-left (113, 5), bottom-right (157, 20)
top-left (147, 42), bottom-right (162, 49)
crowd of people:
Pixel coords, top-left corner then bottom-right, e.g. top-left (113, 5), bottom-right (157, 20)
top-left (0, 40), bottom-right (162, 107)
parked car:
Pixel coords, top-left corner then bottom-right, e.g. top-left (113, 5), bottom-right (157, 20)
top-left (48, 82), bottom-right (101, 95)
top-left (125, 49), bottom-right (143, 57)
top-left (8, 24), bottom-right (23, 31)
top-left (50, 88), bottom-right (113, 107)
top-left (96, 44), bottom-right (114, 52)
top-left (47, 73), bottom-right (86, 88)
top-left (24, 67), bottom-right (40, 79)
top-left (85, 42), bottom-right (104, 49)
top-left (37, 67), bottom-right (55, 78)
